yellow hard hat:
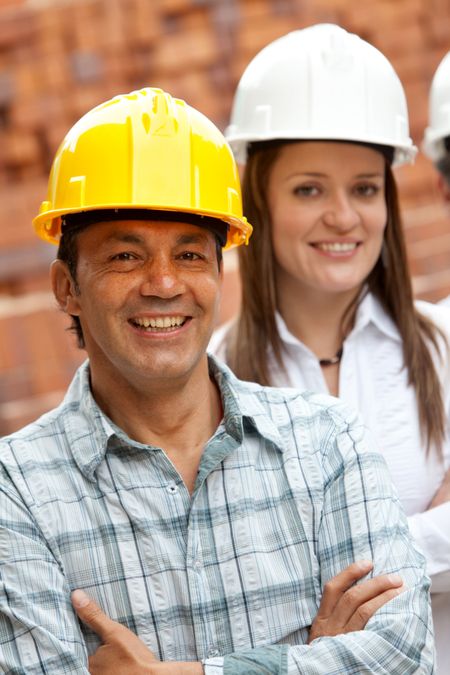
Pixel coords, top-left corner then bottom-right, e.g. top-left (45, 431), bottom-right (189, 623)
top-left (33, 88), bottom-right (252, 249)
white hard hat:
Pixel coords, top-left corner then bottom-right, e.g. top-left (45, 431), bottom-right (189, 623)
top-left (226, 24), bottom-right (416, 167)
top-left (423, 52), bottom-right (450, 162)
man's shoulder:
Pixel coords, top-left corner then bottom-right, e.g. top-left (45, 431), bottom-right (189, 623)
top-left (0, 398), bottom-right (71, 460)
top-left (0, 362), bottom-right (91, 462)
top-left (217, 357), bottom-right (363, 438)
top-left (231, 374), bottom-right (374, 477)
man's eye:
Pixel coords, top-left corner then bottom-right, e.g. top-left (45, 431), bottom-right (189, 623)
top-left (179, 251), bottom-right (202, 261)
top-left (111, 252), bottom-right (137, 261)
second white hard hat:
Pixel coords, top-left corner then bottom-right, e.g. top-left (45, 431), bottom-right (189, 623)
top-left (226, 24), bottom-right (416, 167)
top-left (423, 52), bottom-right (450, 163)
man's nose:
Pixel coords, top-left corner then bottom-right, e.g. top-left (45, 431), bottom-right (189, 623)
top-left (138, 258), bottom-right (185, 298)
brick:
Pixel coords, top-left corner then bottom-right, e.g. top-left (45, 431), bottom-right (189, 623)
top-left (129, 0), bottom-right (160, 44)
top-left (180, 7), bottom-right (214, 32)
top-left (0, 6), bottom-right (36, 50)
top-left (4, 129), bottom-right (41, 168)
top-left (35, 6), bottom-right (67, 53)
top-left (170, 68), bottom-right (228, 123)
top-left (68, 86), bottom-right (107, 120)
top-left (71, 2), bottom-right (103, 51)
top-left (422, 0), bottom-right (450, 46)
top-left (152, 29), bottom-right (221, 74)
top-left (159, 0), bottom-right (194, 13)
top-left (236, 15), bottom-right (303, 56)
top-left (98, 0), bottom-right (128, 49)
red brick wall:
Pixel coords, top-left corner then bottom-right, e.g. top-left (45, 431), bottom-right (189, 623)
top-left (1, 0), bottom-right (450, 433)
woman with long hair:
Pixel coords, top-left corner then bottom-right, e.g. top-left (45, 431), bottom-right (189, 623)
top-left (210, 24), bottom-right (450, 669)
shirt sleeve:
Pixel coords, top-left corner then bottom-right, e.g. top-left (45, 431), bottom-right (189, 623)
top-left (410, 301), bottom-right (450, 592)
top-left (203, 407), bottom-right (435, 675)
top-left (0, 463), bottom-right (90, 674)
top-left (408, 504), bottom-right (450, 592)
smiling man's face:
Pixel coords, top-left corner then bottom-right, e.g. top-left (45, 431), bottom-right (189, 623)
top-left (52, 219), bottom-right (223, 395)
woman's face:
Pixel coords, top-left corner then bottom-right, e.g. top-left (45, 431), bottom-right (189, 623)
top-left (267, 141), bottom-right (387, 302)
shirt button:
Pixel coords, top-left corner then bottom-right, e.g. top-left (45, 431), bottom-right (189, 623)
top-left (167, 482), bottom-right (178, 494)
top-left (193, 559), bottom-right (203, 570)
top-left (207, 648), bottom-right (219, 658)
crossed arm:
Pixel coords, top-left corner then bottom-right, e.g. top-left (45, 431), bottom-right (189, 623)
top-left (72, 562), bottom-right (404, 675)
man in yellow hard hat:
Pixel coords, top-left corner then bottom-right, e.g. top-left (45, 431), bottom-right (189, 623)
top-left (0, 88), bottom-right (434, 674)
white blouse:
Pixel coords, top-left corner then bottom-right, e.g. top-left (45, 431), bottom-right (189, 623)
top-left (210, 293), bottom-right (450, 671)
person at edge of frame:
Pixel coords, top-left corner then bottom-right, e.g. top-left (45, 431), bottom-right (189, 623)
top-left (423, 50), bottom-right (450, 307)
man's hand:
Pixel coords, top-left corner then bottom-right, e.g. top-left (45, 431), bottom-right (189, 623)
top-left (72, 590), bottom-right (202, 675)
top-left (308, 561), bottom-right (404, 643)
top-left (428, 466), bottom-right (450, 509)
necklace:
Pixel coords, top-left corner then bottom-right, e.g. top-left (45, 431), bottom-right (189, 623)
top-left (319, 346), bottom-right (343, 367)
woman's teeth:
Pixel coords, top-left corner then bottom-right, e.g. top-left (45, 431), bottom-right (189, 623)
top-left (316, 242), bottom-right (358, 252)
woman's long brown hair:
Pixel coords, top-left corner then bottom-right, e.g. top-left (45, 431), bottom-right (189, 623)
top-left (225, 141), bottom-right (447, 456)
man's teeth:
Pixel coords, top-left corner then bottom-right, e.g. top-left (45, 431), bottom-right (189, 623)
top-left (133, 316), bottom-right (185, 329)
top-left (317, 242), bottom-right (357, 252)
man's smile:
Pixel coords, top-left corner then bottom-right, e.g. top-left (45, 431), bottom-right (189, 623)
top-left (129, 315), bottom-right (190, 332)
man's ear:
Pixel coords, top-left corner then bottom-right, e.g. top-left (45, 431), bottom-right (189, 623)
top-left (438, 174), bottom-right (450, 203)
top-left (51, 260), bottom-right (81, 316)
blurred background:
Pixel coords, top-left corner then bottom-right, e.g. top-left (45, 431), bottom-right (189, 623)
top-left (1, 0), bottom-right (450, 434)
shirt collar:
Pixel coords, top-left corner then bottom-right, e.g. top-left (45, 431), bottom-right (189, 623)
top-left (209, 355), bottom-right (287, 453)
top-left (63, 356), bottom-right (286, 481)
top-left (61, 361), bottom-right (113, 481)
top-left (275, 291), bottom-right (400, 347)
top-left (352, 291), bottom-right (400, 341)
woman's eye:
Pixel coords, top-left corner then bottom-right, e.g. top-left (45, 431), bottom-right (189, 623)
top-left (293, 185), bottom-right (320, 198)
top-left (355, 184), bottom-right (380, 197)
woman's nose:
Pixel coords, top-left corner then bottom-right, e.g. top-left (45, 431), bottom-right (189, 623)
top-left (322, 192), bottom-right (360, 231)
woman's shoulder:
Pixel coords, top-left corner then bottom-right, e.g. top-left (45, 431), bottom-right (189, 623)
top-left (414, 300), bottom-right (450, 385)
top-left (414, 298), bottom-right (450, 336)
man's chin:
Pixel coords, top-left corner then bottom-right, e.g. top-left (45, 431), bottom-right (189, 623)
top-left (128, 354), bottom-right (207, 384)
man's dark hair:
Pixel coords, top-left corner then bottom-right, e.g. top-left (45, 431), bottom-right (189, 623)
top-left (57, 209), bottom-right (226, 349)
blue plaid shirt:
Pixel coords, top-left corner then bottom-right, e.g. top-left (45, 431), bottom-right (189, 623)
top-left (0, 357), bottom-right (434, 673)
